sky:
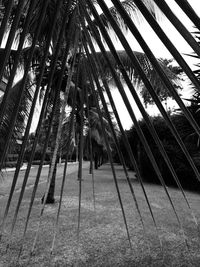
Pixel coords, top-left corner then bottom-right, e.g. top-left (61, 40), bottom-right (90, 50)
top-left (109, 0), bottom-right (200, 130)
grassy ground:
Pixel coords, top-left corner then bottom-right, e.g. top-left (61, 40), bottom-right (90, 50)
top-left (0, 162), bottom-right (200, 266)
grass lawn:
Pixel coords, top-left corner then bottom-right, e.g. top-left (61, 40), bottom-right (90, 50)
top-left (0, 162), bottom-right (200, 266)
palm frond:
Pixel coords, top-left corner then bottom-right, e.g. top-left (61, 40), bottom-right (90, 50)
top-left (1, 0), bottom-right (200, 261)
top-left (96, 0), bottom-right (159, 34)
top-left (0, 75), bottom-right (33, 140)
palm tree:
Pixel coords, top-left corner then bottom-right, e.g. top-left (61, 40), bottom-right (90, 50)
top-left (172, 30), bottom-right (200, 151)
top-left (1, 0), bottom-right (200, 258)
top-left (84, 105), bottom-right (115, 169)
top-left (0, 74), bottom-right (33, 166)
top-left (139, 58), bottom-right (183, 108)
top-left (0, 1), bottom-right (160, 164)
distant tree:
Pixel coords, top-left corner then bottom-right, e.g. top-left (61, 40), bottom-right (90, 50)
top-left (84, 106), bottom-right (116, 170)
top-left (139, 58), bottom-right (183, 108)
top-left (188, 30), bottom-right (200, 103)
top-left (176, 30), bottom-right (200, 147)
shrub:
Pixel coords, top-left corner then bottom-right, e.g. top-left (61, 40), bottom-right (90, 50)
top-left (121, 115), bottom-right (200, 192)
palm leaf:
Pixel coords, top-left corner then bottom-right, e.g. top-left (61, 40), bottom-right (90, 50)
top-left (15, 16), bottom-right (77, 250)
top-left (0, 1), bottom-right (51, 170)
top-left (81, 22), bottom-right (150, 244)
top-left (82, 7), bottom-right (198, 236)
top-left (88, 0), bottom-right (200, 183)
top-left (50, 62), bottom-right (79, 254)
top-left (1, 0), bottom-right (200, 260)
top-left (95, 0), bottom-right (159, 34)
top-left (0, 76), bottom-right (32, 158)
top-left (84, 43), bottom-right (132, 248)
top-left (31, 19), bottom-right (80, 254)
top-left (153, 0), bottom-right (200, 59)
top-left (84, 0), bottom-right (198, 245)
top-left (81, 5), bottom-right (161, 242)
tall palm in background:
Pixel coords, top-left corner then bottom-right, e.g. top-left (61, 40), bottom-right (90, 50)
top-left (84, 105), bottom-right (117, 169)
top-left (173, 30), bottom-right (200, 149)
top-left (0, 0), bottom-right (200, 258)
top-left (139, 58), bottom-right (183, 108)
top-left (0, 0), bottom-right (165, 202)
top-left (0, 76), bottom-right (33, 164)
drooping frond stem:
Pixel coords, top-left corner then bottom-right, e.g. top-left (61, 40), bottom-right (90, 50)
top-left (0, 0), bottom-right (71, 238)
top-left (0, 0), bottom-right (51, 172)
top-left (20, 15), bottom-right (77, 249)
top-left (77, 60), bottom-right (84, 240)
top-left (88, 0), bottom-right (200, 186)
top-left (86, 1), bottom-right (190, 244)
top-left (0, 0), bottom-right (200, 259)
top-left (0, 0), bottom-right (26, 81)
top-left (85, 0), bottom-right (160, 232)
top-left (0, 0), bottom-right (14, 46)
top-left (105, 0), bottom-right (199, 223)
top-left (50, 55), bottom-right (79, 255)
top-left (153, 0), bottom-right (200, 58)
top-left (83, 61), bottom-right (96, 212)
top-left (174, 0), bottom-right (200, 31)
top-left (0, 0), bottom-right (38, 129)
top-left (30, 21), bottom-right (80, 255)
top-left (0, 1), bottom-right (43, 238)
top-left (84, 45), bottom-right (133, 249)
top-left (130, 0), bottom-right (200, 92)
top-left (80, 7), bottom-right (149, 247)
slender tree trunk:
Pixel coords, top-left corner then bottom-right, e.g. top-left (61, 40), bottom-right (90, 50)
top-left (76, 133), bottom-right (79, 162)
top-left (94, 151), bottom-right (98, 170)
top-left (41, 36), bottom-right (79, 204)
top-left (45, 162), bottom-right (57, 203)
top-left (98, 156), bottom-right (101, 167)
top-left (41, 90), bottom-right (60, 205)
top-left (137, 142), bottom-right (143, 176)
top-left (76, 143), bottom-right (79, 162)
top-left (89, 156), bottom-right (93, 174)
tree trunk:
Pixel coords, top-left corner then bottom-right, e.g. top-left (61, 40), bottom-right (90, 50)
top-left (42, 162), bottom-right (57, 204)
top-left (46, 162), bottom-right (57, 203)
top-left (76, 134), bottom-right (79, 162)
top-left (137, 142), bottom-right (143, 176)
top-left (94, 152), bottom-right (98, 169)
top-left (89, 157), bottom-right (93, 174)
